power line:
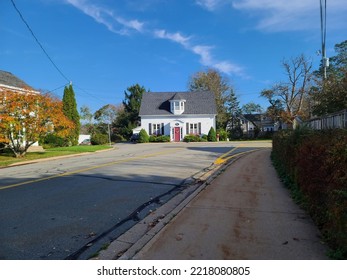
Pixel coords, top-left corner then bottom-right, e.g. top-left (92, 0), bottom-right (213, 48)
top-left (42, 83), bottom-right (70, 96)
top-left (10, 0), bottom-right (134, 108)
top-left (10, 0), bottom-right (71, 83)
top-left (73, 84), bottom-right (113, 104)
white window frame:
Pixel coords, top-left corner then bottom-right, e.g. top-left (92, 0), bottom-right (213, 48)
top-left (174, 101), bottom-right (180, 111)
top-left (152, 123), bottom-right (161, 135)
top-left (189, 123), bottom-right (198, 135)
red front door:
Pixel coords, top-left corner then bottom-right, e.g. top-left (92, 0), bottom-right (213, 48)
top-left (174, 127), bottom-right (180, 142)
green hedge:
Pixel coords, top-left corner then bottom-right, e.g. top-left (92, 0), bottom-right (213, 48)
top-left (91, 133), bottom-right (109, 145)
top-left (272, 128), bottom-right (347, 259)
top-left (149, 135), bottom-right (170, 142)
top-left (40, 134), bottom-right (69, 148)
top-left (183, 134), bottom-right (202, 142)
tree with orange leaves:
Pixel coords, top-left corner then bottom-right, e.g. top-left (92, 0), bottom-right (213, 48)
top-left (0, 90), bottom-right (74, 157)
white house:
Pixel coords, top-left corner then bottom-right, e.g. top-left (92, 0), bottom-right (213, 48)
top-left (0, 70), bottom-right (40, 96)
top-left (138, 91), bottom-right (217, 142)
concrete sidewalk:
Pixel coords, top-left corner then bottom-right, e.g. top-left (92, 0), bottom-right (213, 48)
top-left (131, 149), bottom-right (328, 260)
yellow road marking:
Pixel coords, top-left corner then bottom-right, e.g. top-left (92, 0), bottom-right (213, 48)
top-left (0, 148), bottom-right (183, 191)
top-left (214, 145), bottom-right (241, 164)
top-left (214, 146), bottom-right (259, 165)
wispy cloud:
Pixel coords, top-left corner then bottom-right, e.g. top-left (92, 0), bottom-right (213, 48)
top-left (65, 0), bottom-right (244, 76)
top-left (154, 29), bottom-right (244, 76)
top-left (195, 0), bottom-right (223, 11)
top-left (154, 30), bottom-right (191, 47)
top-left (232, 0), bottom-right (347, 32)
top-left (65, 0), bottom-right (144, 35)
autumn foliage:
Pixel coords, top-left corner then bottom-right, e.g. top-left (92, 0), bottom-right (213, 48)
top-left (0, 90), bottom-right (74, 157)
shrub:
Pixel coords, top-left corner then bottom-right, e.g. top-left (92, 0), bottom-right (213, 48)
top-left (0, 142), bottom-right (11, 154)
top-left (272, 128), bottom-right (347, 258)
top-left (112, 133), bottom-right (126, 143)
top-left (207, 127), bottom-right (217, 142)
top-left (183, 134), bottom-right (201, 142)
top-left (217, 129), bottom-right (228, 141)
top-left (229, 126), bottom-right (243, 140)
top-left (149, 135), bottom-right (170, 142)
top-left (138, 129), bottom-right (149, 143)
top-left (91, 133), bottom-right (109, 145)
top-left (40, 134), bottom-right (69, 148)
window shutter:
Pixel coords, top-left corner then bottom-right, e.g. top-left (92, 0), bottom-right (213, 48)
top-left (149, 123), bottom-right (152, 135)
top-left (198, 122), bottom-right (201, 135)
top-left (161, 123), bottom-right (164, 135)
top-left (186, 123), bottom-right (189, 134)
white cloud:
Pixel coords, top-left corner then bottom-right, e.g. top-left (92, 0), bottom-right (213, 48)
top-left (232, 0), bottom-right (347, 32)
top-left (154, 30), bottom-right (191, 46)
top-left (195, 0), bottom-right (223, 11)
top-left (65, 0), bottom-right (144, 35)
top-left (214, 61), bottom-right (244, 76)
top-left (154, 29), bottom-right (244, 76)
top-left (116, 16), bottom-right (144, 33)
top-left (192, 45), bottom-right (214, 65)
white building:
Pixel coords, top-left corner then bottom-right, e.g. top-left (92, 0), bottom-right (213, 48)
top-left (138, 91), bottom-right (217, 142)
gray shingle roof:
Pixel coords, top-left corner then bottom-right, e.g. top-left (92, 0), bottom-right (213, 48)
top-left (139, 91), bottom-right (217, 116)
top-left (0, 70), bottom-right (33, 89)
top-left (170, 92), bottom-right (186, 101)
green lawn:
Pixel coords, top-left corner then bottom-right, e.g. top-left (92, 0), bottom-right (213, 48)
top-left (0, 145), bottom-right (112, 167)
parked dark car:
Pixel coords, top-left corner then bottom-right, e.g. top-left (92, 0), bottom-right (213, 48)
top-left (130, 133), bottom-right (139, 142)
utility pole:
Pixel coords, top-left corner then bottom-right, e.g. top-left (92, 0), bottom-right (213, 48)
top-left (320, 0), bottom-right (328, 79)
top-left (107, 123), bottom-right (112, 146)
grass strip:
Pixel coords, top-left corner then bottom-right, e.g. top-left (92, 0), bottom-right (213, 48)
top-left (0, 145), bottom-right (112, 167)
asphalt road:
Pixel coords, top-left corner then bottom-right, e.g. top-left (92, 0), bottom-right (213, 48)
top-left (0, 141), bottom-right (271, 259)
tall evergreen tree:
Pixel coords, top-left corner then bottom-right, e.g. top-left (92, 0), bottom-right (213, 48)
top-left (122, 84), bottom-right (145, 125)
top-left (225, 89), bottom-right (241, 131)
top-left (62, 84), bottom-right (80, 145)
top-left (114, 84), bottom-right (146, 139)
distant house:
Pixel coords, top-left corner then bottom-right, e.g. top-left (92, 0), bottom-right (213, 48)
top-left (240, 113), bottom-right (277, 137)
top-left (0, 70), bottom-right (39, 95)
top-left (138, 91), bottom-right (217, 142)
top-left (0, 70), bottom-right (42, 150)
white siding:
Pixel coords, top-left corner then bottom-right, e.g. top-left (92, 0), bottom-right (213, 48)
top-left (140, 115), bottom-right (216, 141)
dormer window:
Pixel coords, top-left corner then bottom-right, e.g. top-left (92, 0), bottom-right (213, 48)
top-left (170, 93), bottom-right (186, 115)
top-left (174, 101), bottom-right (180, 111)
top-left (171, 100), bottom-right (185, 115)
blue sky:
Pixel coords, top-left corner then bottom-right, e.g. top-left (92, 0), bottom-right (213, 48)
top-left (2, 0), bottom-right (347, 113)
